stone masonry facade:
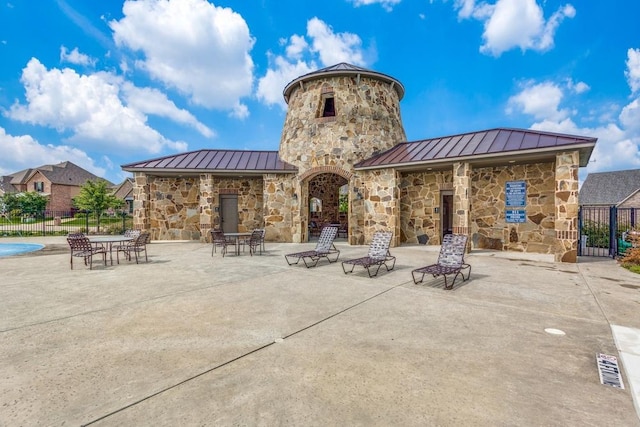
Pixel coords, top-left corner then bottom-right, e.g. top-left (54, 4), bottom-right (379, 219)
top-left (128, 64), bottom-right (590, 262)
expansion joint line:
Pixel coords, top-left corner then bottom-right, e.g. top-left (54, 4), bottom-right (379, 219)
top-left (82, 281), bottom-right (406, 425)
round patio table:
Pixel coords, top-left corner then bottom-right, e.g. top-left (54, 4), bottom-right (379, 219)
top-left (89, 235), bottom-right (133, 265)
top-left (223, 232), bottom-right (252, 256)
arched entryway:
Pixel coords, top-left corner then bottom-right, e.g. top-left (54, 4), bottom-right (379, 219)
top-left (300, 167), bottom-right (352, 242)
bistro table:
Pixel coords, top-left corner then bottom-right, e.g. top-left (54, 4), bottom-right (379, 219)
top-left (89, 235), bottom-right (134, 265)
top-left (223, 232), bottom-right (252, 256)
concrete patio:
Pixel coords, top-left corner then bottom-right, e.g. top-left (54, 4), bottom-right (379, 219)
top-left (1, 237), bottom-right (640, 426)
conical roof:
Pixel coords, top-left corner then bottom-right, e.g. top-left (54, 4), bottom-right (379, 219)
top-left (282, 62), bottom-right (404, 102)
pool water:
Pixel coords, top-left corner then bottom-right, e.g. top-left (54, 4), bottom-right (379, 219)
top-left (0, 243), bottom-right (45, 257)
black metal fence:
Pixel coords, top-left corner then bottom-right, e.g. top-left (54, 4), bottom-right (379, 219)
top-left (579, 206), bottom-right (638, 257)
top-left (0, 210), bottom-right (133, 237)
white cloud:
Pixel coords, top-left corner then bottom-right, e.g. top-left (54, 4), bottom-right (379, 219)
top-left (509, 74), bottom-right (640, 175)
top-left (6, 58), bottom-right (188, 155)
top-left (109, 0), bottom-right (254, 115)
top-left (286, 35), bottom-right (308, 60)
top-left (507, 81), bottom-right (569, 121)
top-left (453, 0), bottom-right (575, 56)
top-left (256, 57), bottom-right (316, 107)
top-left (256, 17), bottom-right (370, 109)
top-left (626, 48), bottom-right (640, 94)
top-left (307, 18), bottom-right (367, 67)
top-left (0, 127), bottom-right (106, 178)
top-left (350, 0), bottom-right (402, 12)
top-left (60, 46), bottom-right (97, 67)
top-left (121, 83), bottom-right (214, 137)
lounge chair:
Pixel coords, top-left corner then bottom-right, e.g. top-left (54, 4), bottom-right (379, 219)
top-left (67, 234), bottom-right (107, 270)
top-left (411, 234), bottom-right (471, 289)
top-left (116, 232), bottom-right (151, 264)
top-left (341, 231), bottom-right (396, 277)
top-left (285, 226), bottom-right (340, 267)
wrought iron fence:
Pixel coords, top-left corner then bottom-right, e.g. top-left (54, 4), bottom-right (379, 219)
top-left (579, 206), bottom-right (639, 257)
top-left (0, 210), bottom-right (133, 237)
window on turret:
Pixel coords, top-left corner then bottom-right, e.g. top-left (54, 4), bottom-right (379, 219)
top-left (322, 96), bottom-right (335, 117)
top-left (322, 97), bottom-right (335, 117)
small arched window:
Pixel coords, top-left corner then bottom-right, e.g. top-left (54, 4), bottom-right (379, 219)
top-left (322, 96), bottom-right (335, 117)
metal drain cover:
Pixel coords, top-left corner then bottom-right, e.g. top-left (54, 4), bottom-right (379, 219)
top-left (596, 353), bottom-right (624, 389)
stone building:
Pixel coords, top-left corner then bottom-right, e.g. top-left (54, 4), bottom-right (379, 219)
top-left (122, 63), bottom-right (597, 262)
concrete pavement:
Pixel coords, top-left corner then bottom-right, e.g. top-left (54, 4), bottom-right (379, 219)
top-left (1, 236), bottom-right (640, 426)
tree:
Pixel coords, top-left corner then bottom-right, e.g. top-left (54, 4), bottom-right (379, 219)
top-left (73, 180), bottom-right (124, 231)
top-left (0, 192), bottom-right (48, 215)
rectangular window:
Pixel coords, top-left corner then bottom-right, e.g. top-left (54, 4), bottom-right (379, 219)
top-left (34, 182), bottom-right (44, 192)
top-left (322, 97), bottom-right (335, 117)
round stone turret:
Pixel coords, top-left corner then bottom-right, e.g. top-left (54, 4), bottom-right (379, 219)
top-left (278, 63), bottom-right (406, 174)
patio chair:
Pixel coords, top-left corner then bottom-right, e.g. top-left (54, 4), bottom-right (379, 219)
top-left (285, 226), bottom-right (340, 268)
top-left (245, 229), bottom-right (264, 256)
top-left (67, 234), bottom-right (107, 270)
top-left (411, 234), bottom-right (471, 290)
top-left (124, 229), bottom-right (141, 239)
top-left (341, 231), bottom-right (396, 277)
top-left (210, 229), bottom-right (237, 257)
top-left (116, 232), bottom-right (151, 264)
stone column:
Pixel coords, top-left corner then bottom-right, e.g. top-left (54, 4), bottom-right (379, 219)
top-left (453, 162), bottom-right (471, 236)
top-left (555, 151), bottom-right (580, 262)
top-left (357, 168), bottom-right (400, 247)
top-left (199, 174), bottom-right (214, 242)
top-left (263, 174), bottom-right (296, 242)
top-left (132, 172), bottom-right (150, 232)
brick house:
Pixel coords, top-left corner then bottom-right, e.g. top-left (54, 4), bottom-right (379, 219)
top-left (1, 161), bottom-right (110, 212)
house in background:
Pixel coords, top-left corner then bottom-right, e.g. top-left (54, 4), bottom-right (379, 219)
top-left (579, 169), bottom-right (640, 208)
top-left (0, 161), bottom-right (110, 212)
top-left (112, 178), bottom-right (134, 214)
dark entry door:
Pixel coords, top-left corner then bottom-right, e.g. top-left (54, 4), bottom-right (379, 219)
top-left (220, 194), bottom-right (239, 233)
top-left (441, 192), bottom-right (453, 239)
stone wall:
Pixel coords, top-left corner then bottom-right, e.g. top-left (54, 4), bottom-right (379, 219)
top-left (279, 75), bottom-right (406, 176)
top-left (400, 170), bottom-right (452, 245)
top-left (554, 151), bottom-right (580, 262)
top-left (148, 176), bottom-right (200, 240)
top-left (470, 162), bottom-right (557, 255)
top-left (134, 174), bottom-right (263, 241)
top-left (263, 174), bottom-right (297, 242)
top-left (352, 168), bottom-right (401, 246)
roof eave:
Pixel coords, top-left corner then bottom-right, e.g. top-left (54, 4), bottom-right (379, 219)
top-left (355, 142), bottom-right (597, 171)
top-left (120, 167), bottom-right (298, 176)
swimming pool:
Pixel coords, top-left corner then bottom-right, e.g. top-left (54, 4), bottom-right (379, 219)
top-left (0, 243), bottom-right (45, 257)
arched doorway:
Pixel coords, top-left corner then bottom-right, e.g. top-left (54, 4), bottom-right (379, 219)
top-left (306, 173), bottom-right (348, 240)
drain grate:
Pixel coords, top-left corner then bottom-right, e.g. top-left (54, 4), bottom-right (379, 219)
top-left (596, 353), bottom-right (624, 389)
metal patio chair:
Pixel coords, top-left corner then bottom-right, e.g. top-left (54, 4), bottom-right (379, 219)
top-left (116, 232), bottom-right (151, 264)
top-left (210, 229), bottom-right (237, 257)
top-left (67, 234), bottom-right (107, 270)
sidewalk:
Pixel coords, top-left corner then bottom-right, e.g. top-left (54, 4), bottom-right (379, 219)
top-left (1, 237), bottom-right (639, 426)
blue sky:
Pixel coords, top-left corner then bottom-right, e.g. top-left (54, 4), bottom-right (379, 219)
top-left (1, 0), bottom-right (639, 185)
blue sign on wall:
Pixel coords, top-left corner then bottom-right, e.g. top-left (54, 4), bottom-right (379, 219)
top-left (506, 181), bottom-right (526, 207)
top-left (506, 209), bottom-right (526, 223)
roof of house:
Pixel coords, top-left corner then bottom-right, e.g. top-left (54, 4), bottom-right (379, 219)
top-left (283, 62), bottom-right (405, 102)
top-left (121, 149), bottom-right (298, 175)
top-left (579, 168), bottom-right (640, 206)
top-left (355, 128), bottom-right (597, 170)
top-left (4, 161), bottom-right (109, 189)
top-left (112, 178), bottom-right (134, 199)
top-left (0, 176), bottom-right (17, 194)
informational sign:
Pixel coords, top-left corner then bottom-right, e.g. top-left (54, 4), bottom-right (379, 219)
top-left (506, 181), bottom-right (527, 207)
top-left (506, 209), bottom-right (526, 223)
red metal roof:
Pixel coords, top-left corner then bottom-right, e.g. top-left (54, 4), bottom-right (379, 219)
top-left (121, 150), bottom-right (297, 175)
top-left (355, 128), bottom-right (597, 170)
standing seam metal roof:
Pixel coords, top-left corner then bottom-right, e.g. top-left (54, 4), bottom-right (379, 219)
top-left (121, 150), bottom-right (298, 173)
top-left (355, 128), bottom-right (597, 169)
